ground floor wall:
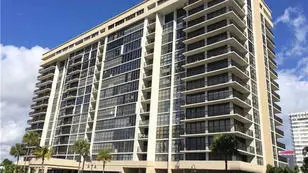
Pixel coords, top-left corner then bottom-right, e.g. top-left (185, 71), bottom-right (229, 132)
top-left (21, 158), bottom-right (265, 173)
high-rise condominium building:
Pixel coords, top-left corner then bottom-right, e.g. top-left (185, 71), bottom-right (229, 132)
top-left (290, 112), bottom-right (308, 168)
top-left (25, 0), bottom-right (286, 172)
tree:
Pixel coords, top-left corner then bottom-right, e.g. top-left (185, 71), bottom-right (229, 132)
top-left (266, 164), bottom-right (299, 173)
top-left (22, 131), bottom-right (40, 172)
top-left (301, 157), bottom-right (308, 173)
top-left (1, 159), bottom-right (15, 173)
top-left (10, 143), bottom-right (26, 172)
top-left (32, 145), bottom-right (54, 173)
top-left (97, 149), bottom-right (112, 173)
top-left (72, 139), bottom-right (90, 173)
top-left (303, 146), bottom-right (308, 157)
top-left (294, 166), bottom-right (300, 173)
top-left (210, 134), bottom-right (238, 172)
top-left (9, 143), bottom-right (26, 165)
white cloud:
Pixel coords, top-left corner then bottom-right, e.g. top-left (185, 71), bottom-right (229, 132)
top-left (0, 44), bottom-right (49, 161)
top-left (275, 7), bottom-right (308, 64)
top-left (277, 69), bottom-right (308, 149)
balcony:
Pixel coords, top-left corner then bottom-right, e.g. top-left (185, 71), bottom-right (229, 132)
top-left (143, 73), bottom-right (152, 81)
top-left (269, 57), bottom-right (277, 68)
top-left (39, 65), bottom-right (56, 74)
top-left (184, 35), bottom-right (247, 58)
top-left (278, 156), bottom-right (287, 163)
top-left (270, 68), bottom-right (278, 79)
top-left (276, 128), bottom-right (284, 137)
top-left (138, 134), bottom-right (148, 140)
top-left (184, 23), bottom-right (246, 45)
top-left (139, 120), bottom-right (149, 127)
top-left (34, 86), bottom-right (52, 94)
top-left (184, 9), bottom-right (246, 33)
top-left (268, 48), bottom-right (276, 59)
top-left (39, 71), bottom-right (55, 80)
top-left (273, 103), bottom-right (282, 112)
top-left (144, 60), bottom-right (153, 70)
top-left (31, 101), bottom-right (48, 109)
top-left (31, 117), bottom-right (46, 124)
top-left (277, 141), bottom-right (286, 149)
top-left (266, 26), bottom-right (274, 38)
top-left (271, 80), bottom-right (279, 90)
top-left (238, 144), bottom-right (255, 155)
top-left (185, 0), bottom-right (245, 23)
top-left (184, 76), bottom-right (249, 96)
top-left (29, 110), bottom-right (46, 117)
top-left (36, 78), bottom-right (53, 87)
top-left (137, 147), bottom-right (148, 153)
top-left (145, 50), bottom-right (154, 60)
top-left (184, 90), bottom-right (250, 109)
top-left (183, 64), bottom-right (249, 83)
top-left (145, 39), bottom-right (155, 49)
top-left (267, 37), bottom-right (275, 48)
top-left (234, 125), bottom-right (253, 138)
top-left (33, 94), bottom-right (50, 102)
top-left (274, 115), bottom-right (283, 125)
top-left (272, 91), bottom-right (280, 101)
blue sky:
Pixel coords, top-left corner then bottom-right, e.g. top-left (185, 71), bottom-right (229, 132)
top-left (1, 0), bottom-right (308, 161)
top-left (2, 0), bottom-right (308, 70)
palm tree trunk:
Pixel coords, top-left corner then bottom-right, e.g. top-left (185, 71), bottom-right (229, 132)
top-left (78, 161), bottom-right (81, 173)
top-left (103, 161), bottom-right (105, 173)
top-left (25, 148), bottom-right (30, 173)
top-left (225, 158), bottom-right (228, 173)
top-left (23, 148), bottom-right (29, 173)
top-left (17, 156), bottom-right (20, 166)
top-left (41, 157), bottom-right (44, 173)
top-left (81, 157), bottom-right (85, 173)
top-left (16, 156), bottom-right (20, 173)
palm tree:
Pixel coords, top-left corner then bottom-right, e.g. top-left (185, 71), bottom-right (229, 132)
top-left (210, 134), bottom-right (238, 172)
top-left (1, 159), bottom-right (15, 173)
top-left (303, 146), bottom-right (308, 157)
top-left (32, 145), bottom-right (54, 173)
top-left (301, 157), bottom-right (308, 173)
top-left (10, 143), bottom-right (26, 172)
top-left (97, 149), bottom-right (112, 173)
top-left (72, 139), bottom-right (90, 173)
top-left (22, 131), bottom-right (40, 172)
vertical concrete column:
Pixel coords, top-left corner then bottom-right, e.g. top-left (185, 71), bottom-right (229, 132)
top-left (43, 166), bottom-right (48, 173)
top-left (133, 18), bottom-right (148, 160)
top-left (40, 64), bottom-right (60, 146)
top-left (27, 167), bottom-right (31, 173)
top-left (90, 37), bottom-right (108, 158)
top-left (167, 11), bottom-right (177, 173)
top-left (48, 62), bottom-right (67, 146)
top-left (146, 167), bottom-right (156, 173)
top-left (147, 13), bottom-right (163, 162)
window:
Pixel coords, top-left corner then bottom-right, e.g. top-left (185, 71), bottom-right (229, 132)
top-left (115, 19), bottom-right (124, 26)
top-left (125, 14), bottom-right (135, 21)
top-left (208, 103), bottom-right (230, 116)
top-left (208, 119), bottom-right (231, 133)
top-left (186, 107), bottom-right (205, 119)
top-left (186, 137), bottom-right (205, 150)
top-left (156, 126), bottom-right (169, 139)
top-left (186, 122), bottom-right (205, 134)
top-left (136, 9), bottom-right (144, 16)
top-left (108, 24), bottom-right (114, 30)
